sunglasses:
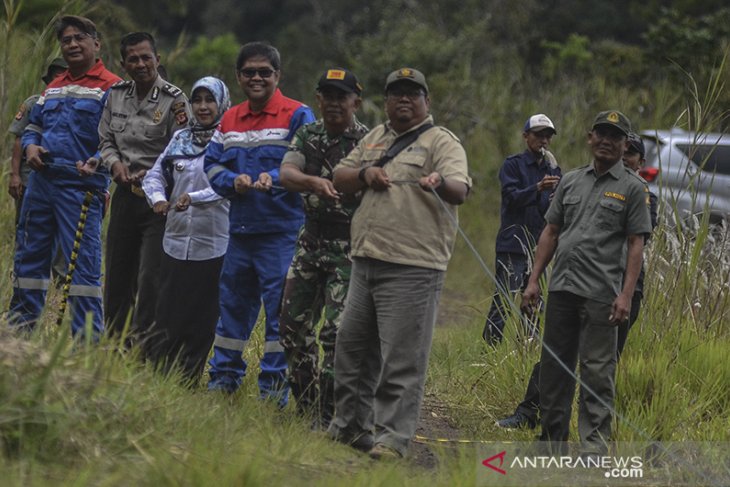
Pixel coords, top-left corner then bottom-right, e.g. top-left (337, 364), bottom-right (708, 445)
top-left (239, 68), bottom-right (277, 79)
top-left (60, 32), bottom-right (94, 45)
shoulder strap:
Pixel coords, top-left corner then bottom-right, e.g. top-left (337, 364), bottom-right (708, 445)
top-left (374, 123), bottom-right (434, 168)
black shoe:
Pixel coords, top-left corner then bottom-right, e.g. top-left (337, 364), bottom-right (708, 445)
top-left (495, 412), bottom-right (536, 430)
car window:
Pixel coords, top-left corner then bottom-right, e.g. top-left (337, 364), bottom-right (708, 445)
top-left (676, 144), bottom-right (730, 175)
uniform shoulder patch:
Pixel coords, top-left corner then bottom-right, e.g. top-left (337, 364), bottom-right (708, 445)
top-left (436, 126), bottom-right (461, 142)
top-left (111, 80), bottom-right (133, 89)
top-left (14, 102), bottom-right (27, 120)
top-left (171, 100), bottom-right (189, 126)
top-left (162, 83), bottom-right (183, 97)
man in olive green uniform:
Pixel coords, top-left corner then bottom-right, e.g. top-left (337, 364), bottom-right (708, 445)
top-left (279, 68), bottom-right (368, 428)
top-left (89, 32), bottom-right (191, 340)
top-left (522, 111), bottom-right (652, 456)
top-left (328, 68), bottom-right (471, 459)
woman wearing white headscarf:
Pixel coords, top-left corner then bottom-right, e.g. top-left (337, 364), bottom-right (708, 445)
top-left (142, 76), bottom-right (231, 381)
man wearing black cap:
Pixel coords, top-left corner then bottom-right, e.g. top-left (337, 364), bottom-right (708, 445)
top-left (483, 113), bottom-right (561, 345)
top-left (328, 68), bottom-right (471, 459)
top-left (279, 68), bottom-right (369, 428)
top-left (521, 111), bottom-right (651, 456)
top-left (620, 133), bottom-right (658, 356)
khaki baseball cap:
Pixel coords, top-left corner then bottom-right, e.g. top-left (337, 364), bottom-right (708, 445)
top-left (384, 67), bottom-right (428, 94)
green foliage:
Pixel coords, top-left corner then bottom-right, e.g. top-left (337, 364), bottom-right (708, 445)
top-left (645, 7), bottom-right (730, 74)
top-left (541, 34), bottom-right (594, 79)
top-left (165, 33), bottom-right (240, 98)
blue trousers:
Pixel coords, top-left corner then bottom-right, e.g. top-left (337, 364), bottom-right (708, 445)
top-left (8, 172), bottom-right (104, 337)
top-left (483, 252), bottom-right (533, 344)
top-left (208, 231), bottom-right (298, 404)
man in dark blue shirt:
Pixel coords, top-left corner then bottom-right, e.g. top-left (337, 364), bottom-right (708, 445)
top-left (483, 114), bottom-right (561, 344)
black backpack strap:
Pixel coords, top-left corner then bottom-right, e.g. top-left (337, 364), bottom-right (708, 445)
top-left (374, 123), bottom-right (434, 168)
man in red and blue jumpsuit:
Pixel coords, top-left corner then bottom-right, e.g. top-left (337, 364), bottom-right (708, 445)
top-left (204, 42), bottom-right (315, 404)
top-left (9, 15), bottom-right (120, 337)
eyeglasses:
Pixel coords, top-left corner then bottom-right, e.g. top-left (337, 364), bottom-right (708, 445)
top-left (386, 88), bottom-right (425, 100)
top-left (60, 32), bottom-right (94, 45)
top-left (239, 68), bottom-right (276, 79)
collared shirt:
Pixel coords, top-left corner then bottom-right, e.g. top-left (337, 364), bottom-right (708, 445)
top-left (204, 88), bottom-right (315, 235)
top-left (546, 160), bottom-right (652, 303)
top-left (22, 59), bottom-right (121, 190)
top-left (335, 115), bottom-right (472, 271)
top-left (142, 132), bottom-right (229, 261)
top-left (495, 149), bottom-right (562, 254)
top-left (99, 75), bottom-right (191, 172)
top-left (281, 117), bottom-right (369, 224)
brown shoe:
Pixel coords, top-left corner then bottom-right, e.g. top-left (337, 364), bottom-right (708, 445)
top-left (368, 443), bottom-right (403, 460)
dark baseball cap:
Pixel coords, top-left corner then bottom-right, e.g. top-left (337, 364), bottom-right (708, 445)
top-left (592, 110), bottom-right (631, 136)
top-left (627, 132), bottom-right (645, 156)
top-left (317, 68), bottom-right (362, 95)
top-left (42, 57), bottom-right (68, 84)
top-left (385, 67), bottom-right (428, 94)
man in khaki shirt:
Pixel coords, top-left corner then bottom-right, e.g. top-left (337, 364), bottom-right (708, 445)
top-left (86, 32), bottom-right (191, 341)
top-left (328, 68), bottom-right (471, 459)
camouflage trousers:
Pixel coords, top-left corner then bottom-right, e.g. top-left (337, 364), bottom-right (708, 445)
top-left (279, 229), bottom-right (351, 426)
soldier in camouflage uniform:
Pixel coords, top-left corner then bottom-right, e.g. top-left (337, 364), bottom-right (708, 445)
top-left (279, 68), bottom-right (368, 427)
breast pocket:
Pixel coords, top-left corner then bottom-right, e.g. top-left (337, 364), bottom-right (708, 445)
top-left (41, 99), bottom-right (63, 128)
top-left (144, 124), bottom-right (165, 139)
top-left (596, 198), bottom-right (625, 230)
top-left (109, 118), bottom-right (127, 132)
top-left (72, 99), bottom-right (101, 136)
top-left (391, 148), bottom-right (427, 181)
top-left (563, 194), bottom-right (581, 226)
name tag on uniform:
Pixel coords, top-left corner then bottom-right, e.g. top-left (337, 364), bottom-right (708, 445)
top-left (604, 191), bottom-right (626, 202)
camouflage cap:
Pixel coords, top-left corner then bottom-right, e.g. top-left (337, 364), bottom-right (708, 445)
top-left (592, 110), bottom-right (631, 136)
top-left (317, 68), bottom-right (362, 95)
top-left (385, 67), bottom-right (428, 94)
top-left (42, 57), bottom-right (68, 84)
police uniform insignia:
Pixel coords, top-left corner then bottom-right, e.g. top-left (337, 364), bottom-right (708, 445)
top-left (326, 69), bottom-right (346, 80)
top-left (153, 109), bottom-right (162, 123)
top-left (150, 86), bottom-right (160, 102)
top-left (607, 112), bottom-right (620, 123)
top-left (604, 191), bottom-right (626, 202)
top-left (172, 101), bottom-right (188, 125)
top-left (163, 84), bottom-right (182, 97)
top-left (111, 80), bottom-right (133, 89)
top-left (397, 68), bottom-right (413, 79)
top-left (14, 103), bottom-right (26, 120)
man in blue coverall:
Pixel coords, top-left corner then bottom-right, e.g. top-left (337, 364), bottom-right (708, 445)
top-left (8, 15), bottom-right (120, 337)
top-left (204, 42), bottom-right (315, 403)
top-left (483, 114), bottom-right (561, 345)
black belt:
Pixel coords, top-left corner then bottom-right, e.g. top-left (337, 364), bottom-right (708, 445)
top-left (304, 220), bottom-right (350, 241)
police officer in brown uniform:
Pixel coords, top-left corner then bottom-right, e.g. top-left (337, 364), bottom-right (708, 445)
top-left (90, 32), bottom-right (191, 340)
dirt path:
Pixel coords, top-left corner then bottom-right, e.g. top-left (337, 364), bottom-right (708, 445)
top-left (410, 392), bottom-right (462, 469)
